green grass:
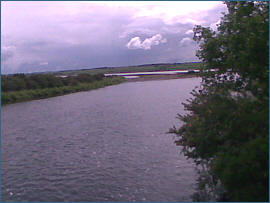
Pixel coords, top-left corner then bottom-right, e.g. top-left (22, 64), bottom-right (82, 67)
top-left (2, 77), bottom-right (125, 105)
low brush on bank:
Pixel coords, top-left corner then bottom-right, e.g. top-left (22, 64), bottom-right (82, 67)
top-left (2, 77), bottom-right (125, 105)
top-left (1, 62), bottom-right (200, 105)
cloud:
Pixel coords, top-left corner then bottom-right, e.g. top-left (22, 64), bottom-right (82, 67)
top-left (1, 45), bottom-right (16, 62)
top-left (2, 45), bottom-right (16, 52)
top-left (132, 1), bottom-right (224, 25)
top-left (126, 34), bottom-right (167, 50)
top-left (126, 37), bottom-right (141, 49)
top-left (1, 1), bottom-right (227, 74)
top-left (180, 37), bottom-right (193, 46)
top-left (185, 30), bottom-right (193, 35)
top-left (39, 62), bottom-right (49, 66)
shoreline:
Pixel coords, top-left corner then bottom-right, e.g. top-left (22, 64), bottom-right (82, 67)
top-left (123, 73), bottom-right (199, 82)
top-left (2, 77), bottom-right (125, 106)
top-left (2, 74), bottom-right (199, 105)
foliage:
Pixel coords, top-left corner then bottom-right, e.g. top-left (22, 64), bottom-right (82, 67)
top-left (171, 2), bottom-right (269, 201)
top-left (1, 73), bottom-right (105, 92)
top-left (2, 75), bottom-right (124, 105)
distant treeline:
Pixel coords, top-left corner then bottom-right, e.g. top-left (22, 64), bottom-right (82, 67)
top-left (1, 73), bottom-right (125, 105)
top-left (54, 62), bottom-right (201, 76)
top-left (1, 73), bottom-right (104, 92)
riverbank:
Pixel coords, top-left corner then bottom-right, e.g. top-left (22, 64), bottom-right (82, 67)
top-left (123, 73), bottom-right (199, 82)
top-left (2, 77), bottom-right (125, 105)
top-left (53, 62), bottom-right (201, 76)
top-left (2, 73), bottom-right (199, 105)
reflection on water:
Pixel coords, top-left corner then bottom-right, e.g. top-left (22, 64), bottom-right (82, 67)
top-left (2, 78), bottom-right (201, 201)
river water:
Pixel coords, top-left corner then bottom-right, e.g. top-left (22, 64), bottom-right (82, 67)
top-left (1, 78), bottom-right (201, 201)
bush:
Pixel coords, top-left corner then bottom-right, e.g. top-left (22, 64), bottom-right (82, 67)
top-left (171, 2), bottom-right (269, 201)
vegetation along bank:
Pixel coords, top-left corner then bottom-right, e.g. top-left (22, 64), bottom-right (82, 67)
top-left (170, 1), bottom-right (269, 201)
top-left (1, 73), bottom-right (125, 105)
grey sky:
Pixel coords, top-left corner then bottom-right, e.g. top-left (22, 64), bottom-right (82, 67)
top-left (1, 1), bottom-right (227, 74)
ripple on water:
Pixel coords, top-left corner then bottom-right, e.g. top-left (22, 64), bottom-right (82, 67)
top-left (2, 78), bottom-right (201, 201)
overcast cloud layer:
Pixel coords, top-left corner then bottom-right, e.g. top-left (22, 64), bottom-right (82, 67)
top-left (1, 1), bottom-right (227, 74)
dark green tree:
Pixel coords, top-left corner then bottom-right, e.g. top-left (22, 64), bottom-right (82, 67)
top-left (171, 2), bottom-right (269, 201)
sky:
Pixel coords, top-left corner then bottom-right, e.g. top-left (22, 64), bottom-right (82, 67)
top-left (1, 1), bottom-right (228, 74)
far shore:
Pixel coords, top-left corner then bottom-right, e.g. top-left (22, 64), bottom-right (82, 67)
top-left (122, 73), bottom-right (199, 82)
top-left (2, 72), bottom-right (199, 105)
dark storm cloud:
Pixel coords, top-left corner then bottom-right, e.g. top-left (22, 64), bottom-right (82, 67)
top-left (1, 1), bottom-right (227, 74)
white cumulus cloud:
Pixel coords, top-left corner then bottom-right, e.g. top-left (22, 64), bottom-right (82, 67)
top-left (126, 34), bottom-right (167, 50)
top-left (180, 37), bottom-right (192, 46)
top-left (185, 29), bottom-right (193, 35)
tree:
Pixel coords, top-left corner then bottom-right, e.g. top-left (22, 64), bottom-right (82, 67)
top-left (171, 2), bottom-right (269, 201)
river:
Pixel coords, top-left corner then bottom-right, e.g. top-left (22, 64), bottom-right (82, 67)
top-left (1, 78), bottom-right (201, 201)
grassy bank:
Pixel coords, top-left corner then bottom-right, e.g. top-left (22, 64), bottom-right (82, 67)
top-left (2, 77), bottom-right (125, 105)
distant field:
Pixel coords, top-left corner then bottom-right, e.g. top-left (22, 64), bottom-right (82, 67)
top-left (53, 62), bottom-right (201, 76)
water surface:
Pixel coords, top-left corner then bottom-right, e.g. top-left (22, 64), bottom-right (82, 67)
top-left (2, 78), bottom-right (200, 201)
